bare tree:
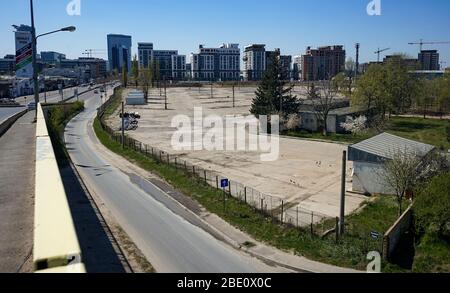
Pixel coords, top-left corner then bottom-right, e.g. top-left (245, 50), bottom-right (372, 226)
top-left (311, 80), bottom-right (338, 136)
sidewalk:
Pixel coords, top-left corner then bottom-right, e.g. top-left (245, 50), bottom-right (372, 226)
top-left (89, 120), bottom-right (362, 273)
top-left (0, 111), bottom-right (36, 273)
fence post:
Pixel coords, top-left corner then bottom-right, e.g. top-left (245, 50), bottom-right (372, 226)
top-left (335, 217), bottom-right (340, 243)
top-left (281, 201), bottom-right (284, 224)
top-left (216, 176), bottom-right (219, 189)
top-left (310, 212), bottom-right (314, 236)
top-left (139, 142), bottom-right (142, 153)
top-left (228, 181), bottom-right (231, 196)
top-left (296, 207), bottom-right (299, 228)
top-left (260, 199), bottom-right (264, 215)
top-left (160, 151), bottom-right (162, 162)
top-left (175, 158), bottom-right (178, 169)
top-left (204, 170), bottom-right (207, 184)
top-left (145, 145), bottom-right (148, 156)
top-left (244, 187), bottom-right (247, 204)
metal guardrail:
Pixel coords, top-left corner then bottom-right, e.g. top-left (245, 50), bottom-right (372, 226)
top-left (34, 103), bottom-right (85, 273)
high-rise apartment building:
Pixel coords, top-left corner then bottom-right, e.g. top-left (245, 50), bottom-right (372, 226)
top-left (172, 54), bottom-right (186, 80)
top-left (292, 55), bottom-right (302, 81)
top-left (301, 45), bottom-right (346, 81)
top-left (243, 45), bottom-right (292, 81)
top-left (107, 34), bottom-right (132, 73)
top-left (243, 44), bottom-right (266, 81)
top-left (191, 44), bottom-right (240, 81)
top-left (138, 43), bottom-right (154, 69)
top-left (418, 50), bottom-right (440, 70)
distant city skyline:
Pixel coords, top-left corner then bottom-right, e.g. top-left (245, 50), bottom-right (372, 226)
top-left (0, 0), bottom-right (449, 68)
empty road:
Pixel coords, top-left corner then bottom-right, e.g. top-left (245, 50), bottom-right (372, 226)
top-left (64, 90), bottom-right (282, 273)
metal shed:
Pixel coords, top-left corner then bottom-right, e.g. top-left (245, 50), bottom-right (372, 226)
top-left (348, 133), bottom-right (435, 195)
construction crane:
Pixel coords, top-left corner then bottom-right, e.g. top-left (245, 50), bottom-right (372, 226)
top-left (408, 39), bottom-right (450, 51)
top-left (375, 48), bottom-right (390, 62)
top-left (82, 49), bottom-right (106, 58)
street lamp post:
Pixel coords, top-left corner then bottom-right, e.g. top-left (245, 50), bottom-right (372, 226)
top-left (30, 0), bottom-right (75, 118)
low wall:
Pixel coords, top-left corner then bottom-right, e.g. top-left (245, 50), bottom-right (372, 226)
top-left (34, 103), bottom-right (85, 273)
top-left (383, 205), bottom-right (414, 261)
top-left (0, 108), bottom-right (27, 137)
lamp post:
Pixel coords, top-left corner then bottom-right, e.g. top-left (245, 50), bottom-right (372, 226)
top-left (30, 0), bottom-right (75, 118)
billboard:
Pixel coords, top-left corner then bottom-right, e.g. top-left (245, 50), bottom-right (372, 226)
top-left (15, 31), bottom-right (33, 78)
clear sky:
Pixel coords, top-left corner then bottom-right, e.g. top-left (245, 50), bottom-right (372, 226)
top-left (1, 0), bottom-right (449, 67)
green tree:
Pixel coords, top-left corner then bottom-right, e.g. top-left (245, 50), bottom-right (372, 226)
top-left (435, 76), bottom-right (450, 118)
top-left (415, 78), bottom-right (438, 119)
top-left (131, 54), bottom-right (139, 88)
top-left (140, 64), bottom-right (153, 102)
top-left (250, 55), bottom-right (301, 118)
top-left (352, 63), bottom-right (387, 115)
top-left (122, 66), bottom-right (128, 88)
top-left (415, 172), bottom-right (450, 236)
top-left (384, 55), bottom-right (419, 115)
top-left (332, 72), bottom-right (353, 98)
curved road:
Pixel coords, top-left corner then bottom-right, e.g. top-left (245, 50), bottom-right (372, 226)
top-left (64, 90), bottom-right (280, 273)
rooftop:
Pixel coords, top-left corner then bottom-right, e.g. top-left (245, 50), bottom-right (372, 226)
top-left (349, 132), bottom-right (435, 162)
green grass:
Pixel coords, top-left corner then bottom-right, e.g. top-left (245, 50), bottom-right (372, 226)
top-left (413, 232), bottom-right (450, 273)
top-left (387, 117), bottom-right (450, 150)
top-left (46, 101), bottom-right (85, 167)
top-left (285, 117), bottom-right (450, 149)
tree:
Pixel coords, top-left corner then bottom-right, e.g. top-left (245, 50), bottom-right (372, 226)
top-left (384, 55), bottom-right (419, 115)
top-left (311, 81), bottom-right (338, 136)
top-left (250, 54), bottom-right (301, 118)
top-left (131, 54), bottom-right (139, 88)
top-left (380, 149), bottom-right (447, 216)
top-left (140, 64), bottom-right (153, 102)
top-left (122, 66), bottom-right (128, 87)
top-left (435, 76), bottom-right (450, 118)
top-left (333, 72), bottom-right (353, 98)
top-left (340, 115), bottom-right (368, 135)
top-left (415, 172), bottom-right (450, 236)
top-left (352, 63), bottom-right (387, 116)
top-left (415, 78), bottom-right (438, 119)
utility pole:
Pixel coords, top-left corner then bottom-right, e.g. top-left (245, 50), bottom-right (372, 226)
top-left (355, 43), bottom-right (360, 77)
top-left (232, 84), bottom-right (235, 108)
top-left (339, 151), bottom-right (347, 236)
top-left (30, 0), bottom-right (39, 119)
top-left (164, 77), bottom-right (168, 110)
top-left (121, 101), bottom-right (125, 149)
top-left (210, 80), bottom-right (213, 99)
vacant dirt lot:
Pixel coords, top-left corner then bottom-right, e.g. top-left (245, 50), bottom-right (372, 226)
top-left (106, 86), bottom-right (366, 219)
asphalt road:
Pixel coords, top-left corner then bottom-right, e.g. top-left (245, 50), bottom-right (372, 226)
top-left (64, 90), bottom-right (280, 273)
top-left (15, 85), bottom-right (94, 105)
top-left (0, 107), bottom-right (26, 124)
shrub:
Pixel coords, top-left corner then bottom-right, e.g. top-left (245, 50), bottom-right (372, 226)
top-left (414, 172), bottom-right (450, 236)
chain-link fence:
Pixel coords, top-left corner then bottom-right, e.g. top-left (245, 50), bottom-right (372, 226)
top-left (98, 87), bottom-right (334, 237)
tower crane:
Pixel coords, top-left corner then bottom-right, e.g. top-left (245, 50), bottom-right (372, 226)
top-left (374, 48), bottom-right (390, 62)
top-left (408, 39), bottom-right (450, 51)
top-left (82, 49), bottom-right (106, 58)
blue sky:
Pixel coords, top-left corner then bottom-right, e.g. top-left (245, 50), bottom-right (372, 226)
top-left (1, 0), bottom-right (449, 67)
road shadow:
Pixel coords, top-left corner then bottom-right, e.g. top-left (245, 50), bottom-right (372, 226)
top-left (59, 164), bottom-right (128, 273)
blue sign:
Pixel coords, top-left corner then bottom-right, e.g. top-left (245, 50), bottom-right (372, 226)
top-left (221, 179), bottom-right (229, 188)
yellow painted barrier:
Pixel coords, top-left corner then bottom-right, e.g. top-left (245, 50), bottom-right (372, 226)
top-left (34, 103), bottom-right (84, 273)
top-left (35, 263), bottom-right (87, 274)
